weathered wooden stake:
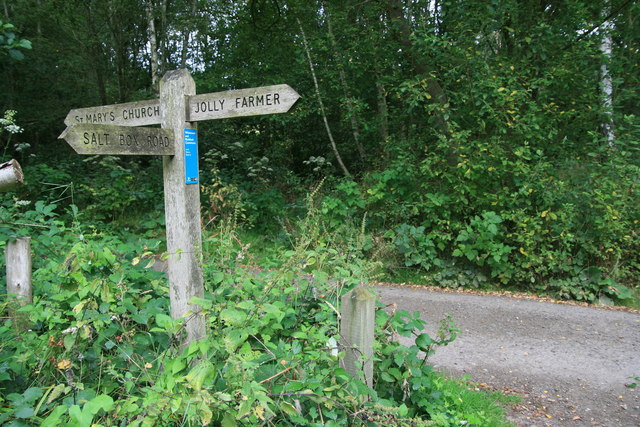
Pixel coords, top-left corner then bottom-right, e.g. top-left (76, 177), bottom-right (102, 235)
top-left (160, 69), bottom-right (206, 345)
top-left (340, 285), bottom-right (376, 387)
top-left (0, 159), bottom-right (24, 192)
top-left (5, 237), bottom-right (33, 305)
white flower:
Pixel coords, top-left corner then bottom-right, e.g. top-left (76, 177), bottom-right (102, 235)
top-left (6, 124), bottom-right (23, 134)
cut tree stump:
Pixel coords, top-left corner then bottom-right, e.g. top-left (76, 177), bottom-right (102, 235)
top-left (0, 159), bottom-right (24, 192)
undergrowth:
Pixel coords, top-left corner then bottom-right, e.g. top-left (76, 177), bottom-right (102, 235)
top-left (0, 194), bottom-right (517, 426)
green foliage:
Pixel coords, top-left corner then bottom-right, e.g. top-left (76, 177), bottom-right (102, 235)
top-left (0, 198), bottom-right (515, 426)
top-left (452, 211), bottom-right (514, 281)
top-left (0, 228), bottom-right (170, 426)
top-left (390, 224), bottom-right (439, 271)
top-left (361, 136), bottom-right (639, 302)
top-left (320, 180), bottom-right (366, 229)
top-left (0, 20), bottom-right (31, 61)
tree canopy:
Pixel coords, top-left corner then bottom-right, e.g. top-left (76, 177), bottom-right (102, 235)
top-left (1, 0), bottom-right (638, 297)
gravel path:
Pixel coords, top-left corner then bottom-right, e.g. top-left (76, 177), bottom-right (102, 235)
top-left (375, 285), bottom-right (640, 426)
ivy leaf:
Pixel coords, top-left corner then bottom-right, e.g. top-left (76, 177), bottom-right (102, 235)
top-left (199, 404), bottom-right (213, 425)
top-left (47, 384), bottom-right (69, 404)
top-left (223, 329), bottom-right (248, 352)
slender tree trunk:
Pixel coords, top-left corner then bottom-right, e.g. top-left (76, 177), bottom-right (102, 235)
top-left (160, 0), bottom-right (169, 74)
top-left (85, 4), bottom-right (107, 104)
top-left (297, 17), bottom-right (352, 179)
top-left (146, 0), bottom-right (160, 92)
top-left (325, 4), bottom-right (366, 162)
top-left (106, 2), bottom-right (127, 102)
top-left (385, 0), bottom-right (458, 165)
top-left (35, 0), bottom-right (42, 36)
top-left (385, 0), bottom-right (450, 136)
top-left (181, 0), bottom-right (198, 68)
top-left (375, 70), bottom-right (389, 148)
top-left (3, 0), bottom-right (8, 19)
top-left (600, 1), bottom-right (615, 148)
top-left (180, 34), bottom-right (189, 69)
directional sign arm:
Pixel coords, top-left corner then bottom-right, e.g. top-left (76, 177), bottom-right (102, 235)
top-left (187, 84), bottom-right (300, 122)
top-left (64, 99), bottom-right (161, 127)
top-left (59, 124), bottom-right (175, 156)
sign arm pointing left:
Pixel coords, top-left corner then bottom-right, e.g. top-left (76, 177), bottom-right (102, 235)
top-left (58, 124), bottom-right (175, 156)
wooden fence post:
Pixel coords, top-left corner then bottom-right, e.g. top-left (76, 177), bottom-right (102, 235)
top-left (2, 159), bottom-right (31, 325)
top-left (0, 159), bottom-right (24, 192)
top-left (160, 69), bottom-right (206, 345)
top-left (340, 285), bottom-right (376, 387)
top-left (5, 237), bottom-right (33, 310)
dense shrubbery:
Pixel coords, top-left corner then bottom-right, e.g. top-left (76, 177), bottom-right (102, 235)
top-left (320, 139), bottom-right (639, 303)
top-left (0, 194), bottom-right (517, 426)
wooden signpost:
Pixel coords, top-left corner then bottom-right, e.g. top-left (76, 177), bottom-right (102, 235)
top-left (59, 70), bottom-right (299, 345)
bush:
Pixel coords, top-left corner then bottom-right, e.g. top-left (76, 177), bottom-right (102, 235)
top-left (0, 200), bottom-right (514, 426)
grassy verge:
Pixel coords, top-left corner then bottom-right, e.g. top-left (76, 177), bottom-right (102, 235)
top-left (432, 377), bottom-right (521, 427)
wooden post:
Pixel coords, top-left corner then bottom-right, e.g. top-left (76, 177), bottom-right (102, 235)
top-left (0, 159), bottom-right (24, 192)
top-left (340, 285), bottom-right (376, 387)
top-left (160, 69), bottom-right (206, 345)
top-left (5, 237), bottom-right (33, 305)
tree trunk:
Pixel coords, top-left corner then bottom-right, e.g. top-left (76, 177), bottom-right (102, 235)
top-left (325, 4), bottom-right (366, 162)
top-left (160, 0), bottom-right (169, 75)
top-left (146, 0), bottom-right (160, 92)
top-left (600, 1), bottom-right (615, 148)
top-left (297, 17), bottom-right (352, 179)
top-left (84, 3), bottom-right (108, 105)
top-left (385, 0), bottom-right (450, 136)
top-left (106, 2), bottom-right (128, 102)
top-left (375, 71), bottom-right (389, 156)
top-left (36, 0), bottom-right (42, 36)
top-left (180, 0), bottom-right (198, 68)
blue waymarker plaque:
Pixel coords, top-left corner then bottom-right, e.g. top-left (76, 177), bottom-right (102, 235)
top-left (184, 128), bottom-right (199, 184)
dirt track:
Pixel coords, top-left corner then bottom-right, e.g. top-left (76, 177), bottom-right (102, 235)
top-left (375, 285), bottom-right (640, 426)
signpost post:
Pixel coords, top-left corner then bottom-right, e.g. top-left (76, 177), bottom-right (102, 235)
top-left (59, 70), bottom-right (299, 346)
top-left (160, 70), bottom-right (205, 345)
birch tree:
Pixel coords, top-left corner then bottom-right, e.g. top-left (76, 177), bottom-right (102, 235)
top-left (599, 0), bottom-right (615, 148)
